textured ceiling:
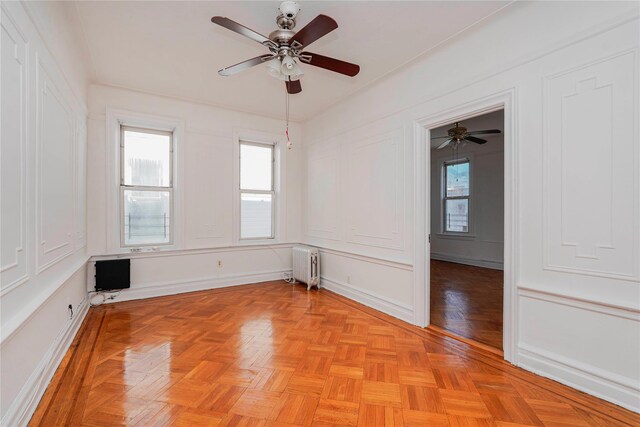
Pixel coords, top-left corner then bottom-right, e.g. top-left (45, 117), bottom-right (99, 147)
top-left (74, 1), bottom-right (510, 121)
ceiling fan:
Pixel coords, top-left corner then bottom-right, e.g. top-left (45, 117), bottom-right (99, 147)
top-left (211, 1), bottom-right (360, 95)
top-left (432, 122), bottom-right (501, 149)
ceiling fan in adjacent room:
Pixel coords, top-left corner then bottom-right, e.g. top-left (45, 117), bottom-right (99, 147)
top-left (211, 1), bottom-right (360, 95)
top-left (432, 122), bottom-right (502, 149)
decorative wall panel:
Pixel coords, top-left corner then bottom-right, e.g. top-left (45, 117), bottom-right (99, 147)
top-left (544, 50), bottom-right (638, 280)
top-left (75, 118), bottom-right (87, 248)
top-left (0, 10), bottom-right (29, 293)
top-left (306, 142), bottom-right (339, 240)
top-left (347, 128), bottom-right (404, 250)
top-left (37, 58), bottom-right (75, 272)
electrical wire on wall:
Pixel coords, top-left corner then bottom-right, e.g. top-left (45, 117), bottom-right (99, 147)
top-left (88, 290), bottom-right (121, 307)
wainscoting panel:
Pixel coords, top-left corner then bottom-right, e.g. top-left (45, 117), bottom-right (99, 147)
top-left (0, 9), bottom-right (29, 294)
top-left (75, 118), bottom-right (87, 249)
top-left (346, 128), bottom-right (405, 251)
top-left (306, 140), bottom-right (340, 241)
top-left (543, 50), bottom-right (639, 281)
top-left (518, 288), bottom-right (640, 412)
top-left (36, 57), bottom-right (76, 273)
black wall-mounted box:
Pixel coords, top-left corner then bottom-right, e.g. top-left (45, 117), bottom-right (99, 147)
top-left (95, 259), bottom-right (130, 291)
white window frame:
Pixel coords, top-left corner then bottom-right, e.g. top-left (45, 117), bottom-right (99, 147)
top-left (106, 108), bottom-right (184, 254)
top-left (442, 157), bottom-right (471, 234)
top-left (119, 125), bottom-right (174, 248)
top-left (239, 140), bottom-right (276, 241)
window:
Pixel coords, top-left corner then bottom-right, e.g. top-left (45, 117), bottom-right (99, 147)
top-left (120, 126), bottom-right (173, 246)
top-left (443, 159), bottom-right (470, 233)
top-left (240, 141), bottom-right (275, 239)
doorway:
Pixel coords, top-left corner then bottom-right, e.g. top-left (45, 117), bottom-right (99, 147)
top-left (428, 110), bottom-right (505, 352)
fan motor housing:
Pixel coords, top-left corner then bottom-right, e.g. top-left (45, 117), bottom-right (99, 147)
top-left (448, 126), bottom-right (467, 140)
top-left (269, 28), bottom-right (295, 44)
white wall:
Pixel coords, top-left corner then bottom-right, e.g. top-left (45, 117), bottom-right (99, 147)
top-left (86, 84), bottom-right (303, 301)
top-left (430, 110), bottom-right (504, 269)
top-left (2, 0), bottom-right (638, 420)
top-left (302, 1), bottom-right (640, 412)
top-left (1, 1), bottom-right (90, 424)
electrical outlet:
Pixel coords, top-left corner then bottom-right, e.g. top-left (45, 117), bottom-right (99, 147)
top-left (347, 275), bottom-right (351, 284)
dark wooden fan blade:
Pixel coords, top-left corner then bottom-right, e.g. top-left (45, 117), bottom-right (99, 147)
top-left (299, 52), bottom-right (359, 76)
top-left (465, 136), bottom-right (487, 144)
top-left (437, 139), bottom-right (454, 149)
top-left (289, 15), bottom-right (337, 49)
top-left (467, 129), bottom-right (501, 135)
top-left (218, 54), bottom-right (275, 76)
top-left (286, 79), bottom-right (302, 94)
top-left (211, 16), bottom-right (276, 48)
top-left (431, 136), bottom-right (451, 140)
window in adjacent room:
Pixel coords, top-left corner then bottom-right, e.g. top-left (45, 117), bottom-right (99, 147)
top-left (443, 159), bottom-right (470, 233)
top-left (120, 126), bottom-right (173, 246)
top-left (240, 141), bottom-right (275, 239)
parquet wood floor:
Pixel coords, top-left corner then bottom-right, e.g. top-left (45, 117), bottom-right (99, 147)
top-left (30, 281), bottom-right (638, 426)
top-left (430, 260), bottom-right (503, 350)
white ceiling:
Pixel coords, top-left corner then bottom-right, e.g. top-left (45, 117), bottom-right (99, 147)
top-left (73, 1), bottom-right (510, 121)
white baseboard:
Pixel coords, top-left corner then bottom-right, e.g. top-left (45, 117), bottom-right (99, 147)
top-left (107, 269), bottom-right (292, 303)
top-left (517, 344), bottom-right (640, 413)
top-left (1, 297), bottom-right (89, 427)
top-left (430, 252), bottom-right (504, 270)
top-left (320, 276), bottom-right (414, 323)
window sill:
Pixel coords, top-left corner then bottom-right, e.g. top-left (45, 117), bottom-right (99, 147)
top-left (435, 233), bottom-right (476, 240)
top-left (236, 239), bottom-right (279, 246)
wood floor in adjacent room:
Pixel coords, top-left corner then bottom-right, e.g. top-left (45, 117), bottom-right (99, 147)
top-left (430, 260), bottom-right (504, 351)
top-left (30, 281), bottom-right (638, 426)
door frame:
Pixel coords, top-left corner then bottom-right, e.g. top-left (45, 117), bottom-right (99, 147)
top-left (412, 89), bottom-right (518, 362)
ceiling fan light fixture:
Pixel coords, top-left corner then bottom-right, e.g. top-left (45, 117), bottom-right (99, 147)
top-left (280, 55), bottom-right (300, 76)
top-left (211, 6), bottom-right (359, 95)
top-left (267, 58), bottom-right (286, 80)
top-left (266, 57), bottom-right (303, 81)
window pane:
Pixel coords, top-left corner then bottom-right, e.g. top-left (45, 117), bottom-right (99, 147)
top-left (241, 143), bottom-right (272, 191)
top-left (241, 193), bottom-right (272, 239)
top-left (123, 129), bottom-right (171, 187)
top-left (123, 190), bottom-right (171, 245)
top-left (446, 161), bottom-right (469, 197)
top-left (445, 199), bottom-right (468, 232)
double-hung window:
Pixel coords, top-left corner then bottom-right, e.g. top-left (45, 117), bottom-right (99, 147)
top-left (239, 141), bottom-right (275, 240)
top-left (120, 126), bottom-right (173, 247)
top-left (443, 159), bottom-right (470, 233)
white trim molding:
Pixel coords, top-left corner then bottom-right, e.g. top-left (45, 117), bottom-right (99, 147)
top-left (413, 88), bottom-right (518, 363)
top-left (516, 286), bottom-right (640, 412)
top-left (317, 247), bottom-right (413, 271)
top-left (104, 107), bottom-right (185, 254)
top-left (232, 128), bottom-right (287, 246)
top-left (320, 276), bottom-right (414, 324)
top-left (518, 344), bottom-right (640, 413)
top-left (0, 296), bottom-right (89, 427)
top-left (1, 256), bottom-right (89, 345)
top-left (102, 268), bottom-right (292, 304)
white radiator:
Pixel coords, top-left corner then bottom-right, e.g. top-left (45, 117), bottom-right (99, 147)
top-left (292, 245), bottom-right (320, 290)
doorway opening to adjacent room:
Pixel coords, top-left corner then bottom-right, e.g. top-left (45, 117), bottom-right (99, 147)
top-left (428, 110), bottom-right (505, 352)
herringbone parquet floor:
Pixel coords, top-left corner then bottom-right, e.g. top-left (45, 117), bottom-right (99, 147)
top-left (30, 281), bottom-right (638, 426)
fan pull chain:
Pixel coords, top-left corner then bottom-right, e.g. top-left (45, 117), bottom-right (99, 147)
top-left (285, 88), bottom-right (292, 149)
